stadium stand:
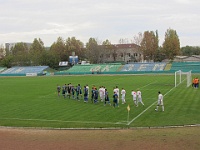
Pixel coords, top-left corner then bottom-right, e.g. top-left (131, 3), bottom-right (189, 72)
top-left (1, 66), bottom-right (49, 76)
top-left (57, 63), bottom-right (122, 74)
top-left (164, 63), bottom-right (172, 71)
top-left (0, 67), bottom-right (6, 73)
top-left (120, 63), bottom-right (166, 72)
top-left (170, 62), bottom-right (200, 73)
top-left (54, 63), bottom-right (171, 75)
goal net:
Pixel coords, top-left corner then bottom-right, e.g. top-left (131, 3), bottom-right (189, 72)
top-left (175, 70), bottom-right (192, 87)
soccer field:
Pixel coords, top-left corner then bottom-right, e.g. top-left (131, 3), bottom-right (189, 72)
top-left (0, 74), bottom-right (199, 128)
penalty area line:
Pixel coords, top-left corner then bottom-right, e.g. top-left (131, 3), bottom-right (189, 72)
top-left (127, 86), bottom-right (176, 126)
top-left (139, 81), bottom-right (157, 89)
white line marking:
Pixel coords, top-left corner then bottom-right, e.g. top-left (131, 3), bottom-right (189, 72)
top-left (126, 86), bottom-right (176, 125)
top-left (139, 81), bottom-right (157, 89)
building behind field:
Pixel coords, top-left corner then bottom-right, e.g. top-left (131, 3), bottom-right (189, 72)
top-left (174, 55), bottom-right (200, 62)
top-left (5, 42), bottom-right (32, 52)
top-left (100, 44), bottom-right (143, 63)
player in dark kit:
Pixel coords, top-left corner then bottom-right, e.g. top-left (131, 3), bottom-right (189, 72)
top-left (104, 88), bottom-right (111, 106)
top-left (71, 85), bottom-right (75, 99)
top-left (76, 84), bottom-right (81, 100)
top-left (83, 86), bottom-right (88, 102)
top-left (91, 87), bottom-right (95, 103)
top-left (113, 92), bottom-right (118, 107)
top-left (94, 88), bottom-right (99, 104)
top-left (57, 84), bottom-right (61, 97)
top-left (67, 83), bottom-right (71, 99)
top-left (62, 85), bottom-right (66, 98)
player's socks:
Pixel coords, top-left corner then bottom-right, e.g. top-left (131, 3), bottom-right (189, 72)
top-left (162, 106), bottom-right (164, 111)
top-left (155, 106), bottom-right (159, 111)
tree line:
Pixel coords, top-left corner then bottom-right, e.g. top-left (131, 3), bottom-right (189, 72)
top-left (0, 28), bottom-right (199, 69)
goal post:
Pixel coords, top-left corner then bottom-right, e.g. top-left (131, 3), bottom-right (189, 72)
top-left (175, 70), bottom-right (192, 87)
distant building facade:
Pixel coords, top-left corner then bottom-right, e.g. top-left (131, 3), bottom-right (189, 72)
top-left (5, 42), bottom-right (32, 52)
top-left (174, 55), bottom-right (200, 62)
top-left (100, 44), bottom-right (143, 63)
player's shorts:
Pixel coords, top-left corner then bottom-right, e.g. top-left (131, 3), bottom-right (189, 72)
top-left (138, 98), bottom-right (142, 102)
top-left (113, 99), bottom-right (117, 103)
top-left (157, 100), bottom-right (163, 105)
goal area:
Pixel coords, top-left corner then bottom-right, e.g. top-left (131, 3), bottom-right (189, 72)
top-left (175, 70), bottom-right (192, 87)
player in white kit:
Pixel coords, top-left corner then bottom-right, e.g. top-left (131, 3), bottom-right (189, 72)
top-left (155, 91), bottom-right (164, 112)
top-left (131, 90), bottom-right (137, 107)
top-left (99, 86), bottom-right (105, 102)
top-left (137, 89), bottom-right (144, 106)
top-left (121, 88), bottom-right (126, 104)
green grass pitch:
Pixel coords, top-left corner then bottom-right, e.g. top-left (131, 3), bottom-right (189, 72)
top-left (0, 74), bottom-right (199, 128)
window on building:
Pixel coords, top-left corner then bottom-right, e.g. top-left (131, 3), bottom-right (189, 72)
top-left (134, 53), bottom-right (138, 57)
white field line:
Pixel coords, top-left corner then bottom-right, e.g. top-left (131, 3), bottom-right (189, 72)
top-left (176, 77), bottom-right (187, 87)
top-left (115, 82), bottom-right (157, 125)
top-left (5, 82), bottom-right (162, 126)
top-left (139, 81), bottom-right (157, 89)
top-left (126, 86), bottom-right (176, 126)
top-left (0, 118), bottom-right (121, 125)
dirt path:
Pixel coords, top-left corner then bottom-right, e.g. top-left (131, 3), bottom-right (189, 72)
top-left (0, 127), bottom-right (200, 150)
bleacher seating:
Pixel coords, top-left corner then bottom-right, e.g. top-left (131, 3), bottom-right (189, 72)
top-left (170, 62), bottom-right (200, 72)
top-left (120, 63), bottom-right (166, 72)
top-left (1, 66), bottom-right (49, 74)
top-left (0, 67), bottom-right (6, 73)
top-left (164, 63), bottom-right (172, 71)
top-left (63, 64), bottom-right (122, 73)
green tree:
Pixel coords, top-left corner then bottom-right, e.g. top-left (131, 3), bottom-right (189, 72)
top-left (86, 38), bottom-right (100, 63)
top-left (11, 42), bottom-right (30, 66)
top-left (140, 30), bottom-right (159, 62)
top-left (102, 39), bottom-right (111, 45)
top-left (0, 44), bottom-right (5, 58)
top-left (181, 46), bottom-right (200, 56)
top-left (154, 46), bottom-right (165, 62)
top-left (162, 28), bottom-right (180, 60)
top-left (65, 37), bottom-right (85, 61)
top-left (50, 37), bottom-right (67, 62)
top-left (0, 55), bottom-right (13, 68)
top-left (29, 38), bottom-right (46, 65)
top-left (44, 51), bottom-right (60, 69)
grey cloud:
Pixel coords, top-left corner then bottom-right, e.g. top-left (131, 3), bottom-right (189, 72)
top-left (0, 0), bottom-right (200, 46)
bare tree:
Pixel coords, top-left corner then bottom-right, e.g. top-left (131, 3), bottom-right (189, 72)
top-left (132, 32), bottom-right (143, 46)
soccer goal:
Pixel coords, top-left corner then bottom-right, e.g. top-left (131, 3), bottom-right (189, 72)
top-left (175, 70), bottom-right (192, 87)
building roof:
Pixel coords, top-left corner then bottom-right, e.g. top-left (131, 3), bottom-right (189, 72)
top-left (114, 44), bottom-right (139, 49)
top-left (174, 55), bottom-right (200, 62)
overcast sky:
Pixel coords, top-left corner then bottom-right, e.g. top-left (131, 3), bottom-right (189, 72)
top-left (0, 0), bottom-right (199, 47)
